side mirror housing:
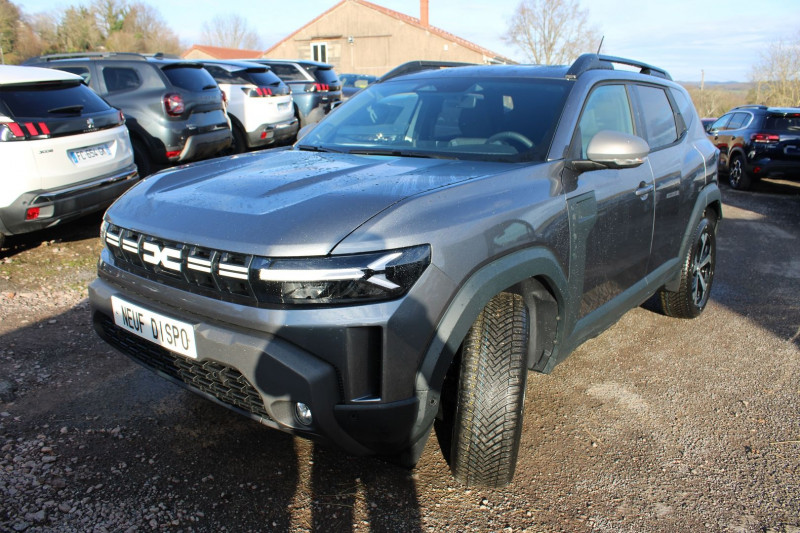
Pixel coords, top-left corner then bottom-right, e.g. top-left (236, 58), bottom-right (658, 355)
top-left (585, 130), bottom-right (650, 169)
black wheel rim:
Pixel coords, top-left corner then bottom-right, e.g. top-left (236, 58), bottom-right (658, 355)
top-left (691, 229), bottom-right (713, 308)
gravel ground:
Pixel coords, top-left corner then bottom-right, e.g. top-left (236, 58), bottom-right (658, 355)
top-left (0, 178), bottom-right (799, 532)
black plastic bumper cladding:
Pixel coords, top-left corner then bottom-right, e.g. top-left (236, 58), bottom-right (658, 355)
top-left (0, 165), bottom-right (138, 235)
top-left (89, 277), bottom-right (421, 456)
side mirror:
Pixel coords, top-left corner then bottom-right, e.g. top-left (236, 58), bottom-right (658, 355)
top-left (585, 130), bottom-right (650, 169)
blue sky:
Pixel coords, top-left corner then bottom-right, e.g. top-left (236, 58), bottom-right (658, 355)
top-left (18, 0), bottom-right (800, 82)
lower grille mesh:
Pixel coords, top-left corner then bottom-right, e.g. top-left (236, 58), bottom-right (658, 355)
top-left (98, 314), bottom-right (270, 420)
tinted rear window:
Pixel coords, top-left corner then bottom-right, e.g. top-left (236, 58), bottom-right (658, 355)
top-left (161, 65), bottom-right (218, 91)
top-left (242, 69), bottom-right (283, 86)
top-left (765, 114), bottom-right (800, 132)
top-left (267, 64), bottom-right (307, 81)
top-left (0, 81), bottom-right (111, 118)
top-left (307, 66), bottom-right (339, 85)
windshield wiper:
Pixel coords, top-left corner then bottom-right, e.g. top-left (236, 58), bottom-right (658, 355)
top-left (348, 148), bottom-right (455, 159)
top-left (296, 144), bottom-right (344, 153)
top-left (47, 104), bottom-right (84, 114)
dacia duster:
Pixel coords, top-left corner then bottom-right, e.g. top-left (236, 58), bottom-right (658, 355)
top-left (89, 54), bottom-right (721, 488)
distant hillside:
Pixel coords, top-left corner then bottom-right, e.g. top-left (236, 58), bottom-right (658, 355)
top-left (679, 81), bottom-right (754, 97)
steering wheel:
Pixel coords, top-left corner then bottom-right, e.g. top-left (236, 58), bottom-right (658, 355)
top-left (485, 131), bottom-right (534, 151)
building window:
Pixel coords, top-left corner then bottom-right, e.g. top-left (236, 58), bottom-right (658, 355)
top-left (311, 42), bottom-right (327, 63)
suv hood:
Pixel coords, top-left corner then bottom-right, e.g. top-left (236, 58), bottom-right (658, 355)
top-left (107, 149), bottom-right (515, 256)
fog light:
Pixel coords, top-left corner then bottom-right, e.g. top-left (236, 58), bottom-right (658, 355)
top-left (295, 402), bottom-right (313, 426)
top-left (26, 207), bottom-right (40, 220)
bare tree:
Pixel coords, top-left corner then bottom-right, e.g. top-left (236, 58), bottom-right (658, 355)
top-left (504, 0), bottom-right (600, 65)
top-left (200, 14), bottom-right (261, 50)
top-left (749, 33), bottom-right (800, 107)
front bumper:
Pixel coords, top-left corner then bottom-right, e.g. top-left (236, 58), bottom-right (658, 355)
top-left (0, 164), bottom-right (138, 236)
top-left (245, 118), bottom-right (299, 149)
top-left (88, 269), bottom-right (424, 456)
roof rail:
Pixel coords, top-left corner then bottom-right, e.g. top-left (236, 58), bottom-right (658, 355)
top-left (566, 54), bottom-right (672, 81)
top-left (26, 52), bottom-right (147, 62)
top-left (732, 104), bottom-right (768, 110)
top-left (377, 60), bottom-right (476, 83)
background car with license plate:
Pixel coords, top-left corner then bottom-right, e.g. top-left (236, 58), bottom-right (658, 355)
top-left (0, 64), bottom-right (137, 250)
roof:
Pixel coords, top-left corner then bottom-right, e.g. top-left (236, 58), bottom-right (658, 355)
top-left (182, 44), bottom-right (264, 60)
top-left (0, 65), bottom-right (82, 85)
top-left (254, 58), bottom-right (334, 68)
top-left (198, 59), bottom-right (272, 71)
top-left (264, 0), bottom-right (514, 64)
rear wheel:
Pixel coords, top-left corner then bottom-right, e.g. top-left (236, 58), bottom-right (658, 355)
top-left (660, 211), bottom-right (717, 318)
top-left (447, 292), bottom-right (528, 488)
top-left (728, 153), bottom-right (752, 190)
top-left (0, 233), bottom-right (5, 250)
top-left (229, 124), bottom-right (247, 154)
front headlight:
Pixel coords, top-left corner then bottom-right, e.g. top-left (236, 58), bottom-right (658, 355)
top-left (255, 245), bottom-right (430, 305)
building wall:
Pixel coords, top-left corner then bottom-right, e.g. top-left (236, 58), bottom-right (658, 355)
top-left (264, 2), bottom-right (500, 76)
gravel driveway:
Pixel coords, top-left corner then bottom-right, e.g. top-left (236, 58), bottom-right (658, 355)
top-left (1, 178), bottom-right (798, 532)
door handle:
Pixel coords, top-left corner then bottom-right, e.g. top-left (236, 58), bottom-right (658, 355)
top-left (635, 183), bottom-right (654, 198)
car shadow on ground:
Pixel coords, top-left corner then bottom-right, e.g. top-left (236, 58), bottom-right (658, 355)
top-left (0, 304), bottom-right (425, 531)
top-left (643, 177), bottom-right (800, 348)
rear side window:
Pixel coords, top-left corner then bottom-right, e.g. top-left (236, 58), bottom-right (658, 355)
top-left (0, 81), bottom-right (111, 118)
top-left (765, 114), bottom-right (800, 132)
top-left (669, 88), bottom-right (695, 128)
top-left (103, 67), bottom-right (142, 93)
top-left (636, 85), bottom-right (678, 149)
top-left (162, 65), bottom-right (217, 91)
top-left (267, 64), bottom-right (308, 82)
top-left (726, 112), bottom-right (751, 130)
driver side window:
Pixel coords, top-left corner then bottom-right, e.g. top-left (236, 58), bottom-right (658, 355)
top-left (578, 85), bottom-right (634, 158)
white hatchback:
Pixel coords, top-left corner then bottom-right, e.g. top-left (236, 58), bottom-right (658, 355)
top-left (0, 65), bottom-right (137, 249)
top-left (201, 60), bottom-right (298, 152)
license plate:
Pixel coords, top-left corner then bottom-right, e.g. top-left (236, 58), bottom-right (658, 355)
top-left (69, 143), bottom-right (112, 165)
top-left (111, 296), bottom-right (198, 359)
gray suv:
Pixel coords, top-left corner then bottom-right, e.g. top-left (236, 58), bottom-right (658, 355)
top-left (89, 54), bottom-right (721, 488)
top-left (25, 53), bottom-right (232, 176)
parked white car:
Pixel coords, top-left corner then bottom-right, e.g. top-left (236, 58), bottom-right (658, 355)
top-left (201, 60), bottom-right (298, 152)
top-left (0, 65), bottom-right (137, 249)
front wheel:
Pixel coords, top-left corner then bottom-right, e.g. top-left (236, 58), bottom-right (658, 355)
top-left (448, 292), bottom-right (529, 488)
top-left (660, 211), bottom-right (717, 318)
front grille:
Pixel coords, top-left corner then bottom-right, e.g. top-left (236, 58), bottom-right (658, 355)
top-left (98, 314), bottom-right (271, 420)
top-left (104, 224), bottom-right (263, 307)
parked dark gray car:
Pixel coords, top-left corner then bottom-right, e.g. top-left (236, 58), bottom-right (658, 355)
top-left (89, 54), bottom-right (721, 488)
top-left (25, 52), bottom-right (232, 176)
top-left (248, 59), bottom-right (341, 128)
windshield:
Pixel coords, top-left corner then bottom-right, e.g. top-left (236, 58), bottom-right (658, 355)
top-left (298, 76), bottom-right (571, 162)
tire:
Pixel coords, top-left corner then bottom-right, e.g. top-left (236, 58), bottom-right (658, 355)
top-left (728, 153), bottom-right (752, 190)
top-left (0, 233), bottom-right (5, 251)
top-left (660, 211), bottom-right (717, 318)
top-left (448, 292), bottom-right (529, 488)
top-left (131, 139), bottom-right (153, 178)
top-left (229, 124), bottom-right (246, 154)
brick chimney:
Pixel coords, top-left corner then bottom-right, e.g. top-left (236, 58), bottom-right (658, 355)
top-left (421, 0), bottom-right (429, 27)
